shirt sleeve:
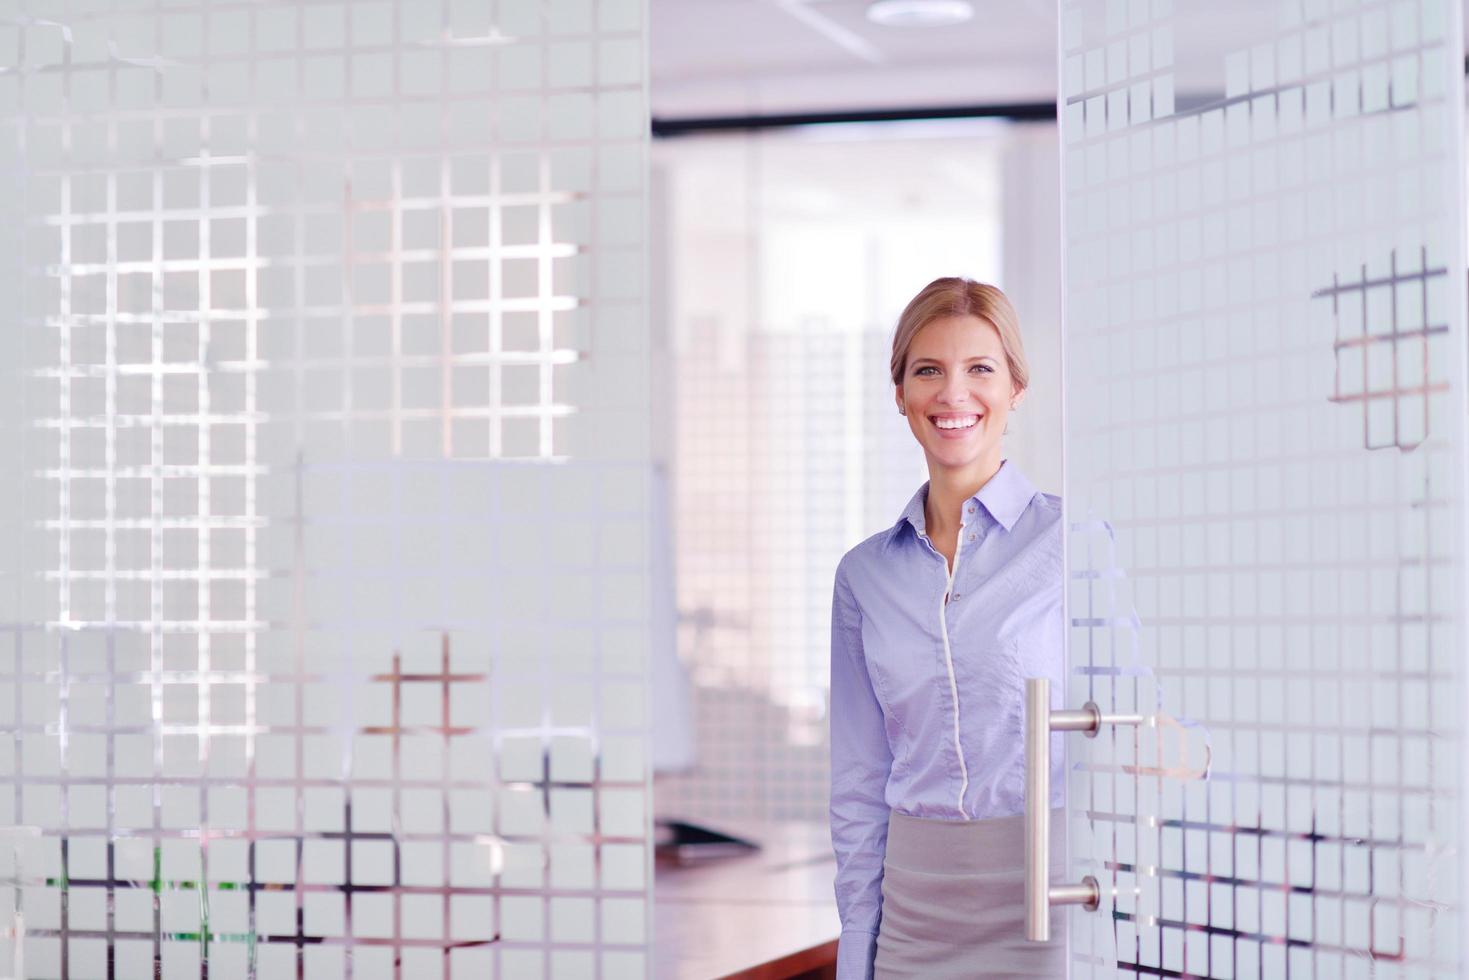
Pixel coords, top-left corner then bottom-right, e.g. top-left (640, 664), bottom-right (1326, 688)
top-left (829, 559), bottom-right (895, 980)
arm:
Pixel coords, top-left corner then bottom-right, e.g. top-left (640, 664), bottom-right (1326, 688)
top-left (829, 562), bottom-right (895, 980)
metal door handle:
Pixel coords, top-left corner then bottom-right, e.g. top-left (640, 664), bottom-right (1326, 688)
top-left (1024, 677), bottom-right (1144, 942)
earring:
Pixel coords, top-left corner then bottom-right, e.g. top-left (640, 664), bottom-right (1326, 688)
top-left (898, 406), bottom-right (906, 416)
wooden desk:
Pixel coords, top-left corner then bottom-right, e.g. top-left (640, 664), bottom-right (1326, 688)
top-left (654, 820), bottom-right (840, 979)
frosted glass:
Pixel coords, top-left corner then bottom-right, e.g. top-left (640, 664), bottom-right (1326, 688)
top-left (0, 1), bottom-right (650, 976)
top-left (1062, 0), bottom-right (1466, 975)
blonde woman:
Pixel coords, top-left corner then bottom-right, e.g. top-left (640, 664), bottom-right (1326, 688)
top-left (829, 278), bottom-right (1065, 978)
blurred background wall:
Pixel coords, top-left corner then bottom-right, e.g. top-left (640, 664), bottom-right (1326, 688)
top-left (650, 122), bottom-right (1063, 825)
top-left (646, 0), bottom-right (1065, 827)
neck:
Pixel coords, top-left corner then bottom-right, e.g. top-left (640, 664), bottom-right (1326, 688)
top-left (924, 455), bottom-right (1004, 533)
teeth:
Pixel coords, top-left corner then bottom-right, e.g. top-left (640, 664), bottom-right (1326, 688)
top-left (933, 416), bottom-right (979, 430)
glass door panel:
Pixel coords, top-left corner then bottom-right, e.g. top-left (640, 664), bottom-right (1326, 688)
top-left (0, 3), bottom-right (653, 977)
top-left (1060, 0), bottom-right (1466, 976)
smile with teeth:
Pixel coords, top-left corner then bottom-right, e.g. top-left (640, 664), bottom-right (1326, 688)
top-left (931, 415), bottom-right (980, 430)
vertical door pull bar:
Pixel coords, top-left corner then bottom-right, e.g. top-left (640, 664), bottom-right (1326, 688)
top-left (1024, 677), bottom-right (1144, 941)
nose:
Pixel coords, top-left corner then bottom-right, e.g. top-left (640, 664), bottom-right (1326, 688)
top-left (937, 372), bottom-right (970, 404)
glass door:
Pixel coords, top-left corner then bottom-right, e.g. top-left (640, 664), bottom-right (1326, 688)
top-left (1057, 0), bottom-right (1466, 975)
top-left (0, 2), bottom-right (653, 977)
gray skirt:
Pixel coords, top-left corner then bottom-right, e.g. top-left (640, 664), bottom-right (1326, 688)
top-left (874, 808), bottom-right (1067, 979)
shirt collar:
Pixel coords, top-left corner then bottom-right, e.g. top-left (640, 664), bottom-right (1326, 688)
top-left (888, 459), bottom-right (1038, 546)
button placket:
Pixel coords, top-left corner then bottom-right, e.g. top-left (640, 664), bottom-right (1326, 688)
top-left (952, 518), bottom-right (967, 601)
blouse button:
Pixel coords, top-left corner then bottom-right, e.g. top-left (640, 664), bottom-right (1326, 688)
top-left (968, 533), bottom-right (976, 542)
top-left (952, 593), bottom-right (961, 601)
top-left (966, 504), bottom-right (976, 514)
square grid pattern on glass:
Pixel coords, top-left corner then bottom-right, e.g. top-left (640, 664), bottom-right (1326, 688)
top-left (1316, 246), bottom-right (1447, 452)
top-left (1061, 0), bottom-right (1463, 976)
top-left (0, 1), bottom-right (651, 977)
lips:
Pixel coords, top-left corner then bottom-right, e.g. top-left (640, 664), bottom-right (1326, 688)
top-left (929, 414), bottom-right (980, 431)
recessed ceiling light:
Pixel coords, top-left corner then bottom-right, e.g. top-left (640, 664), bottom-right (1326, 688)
top-left (866, 0), bottom-right (975, 27)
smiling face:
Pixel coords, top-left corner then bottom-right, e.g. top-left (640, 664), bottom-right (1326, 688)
top-left (895, 314), bottom-right (1024, 482)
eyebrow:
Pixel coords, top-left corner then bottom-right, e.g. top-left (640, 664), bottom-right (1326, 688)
top-left (910, 356), bottom-right (997, 365)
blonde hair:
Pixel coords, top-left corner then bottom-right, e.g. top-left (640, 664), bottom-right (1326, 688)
top-left (889, 278), bottom-right (1029, 393)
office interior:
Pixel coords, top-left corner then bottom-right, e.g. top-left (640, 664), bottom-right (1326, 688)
top-left (0, 0), bottom-right (1466, 978)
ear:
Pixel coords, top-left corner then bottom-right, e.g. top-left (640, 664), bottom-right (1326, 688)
top-left (1010, 385), bottom-right (1027, 410)
top-left (894, 385), bottom-right (905, 414)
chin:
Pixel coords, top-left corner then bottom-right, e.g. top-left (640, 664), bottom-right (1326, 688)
top-left (929, 447), bottom-right (991, 470)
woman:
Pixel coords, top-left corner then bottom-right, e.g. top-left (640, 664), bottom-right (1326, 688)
top-left (829, 277), bottom-right (1065, 979)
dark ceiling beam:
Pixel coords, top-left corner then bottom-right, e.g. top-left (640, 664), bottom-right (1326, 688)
top-left (654, 56), bottom-right (1469, 138)
top-left (651, 101), bottom-right (1056, 137)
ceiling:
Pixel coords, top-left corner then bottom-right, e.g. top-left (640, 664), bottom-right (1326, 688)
top-left (650, 0), bottom-right (1465, 121)
top-left (651, 0), bottom-right (1058, 118)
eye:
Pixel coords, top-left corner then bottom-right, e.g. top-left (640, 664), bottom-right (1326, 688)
top-left (914, 366), bottom-right (938, 376)
top-left (970, 364), bottom-right (993, 374)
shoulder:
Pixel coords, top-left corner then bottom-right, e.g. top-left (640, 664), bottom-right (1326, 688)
top-left (834, 526), bottom-right (900, 588)
top-left (1029, 491), bottom-right (1062, 523)
top-left (1014, 491), bottom-right (1063, 551)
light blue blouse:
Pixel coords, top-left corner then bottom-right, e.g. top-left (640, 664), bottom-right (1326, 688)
top-left (828, 459), bottom-right (1065, 978)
